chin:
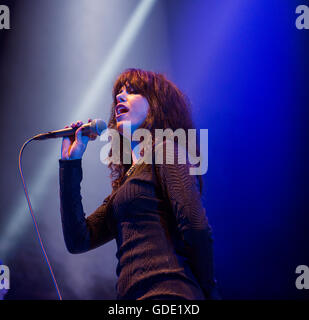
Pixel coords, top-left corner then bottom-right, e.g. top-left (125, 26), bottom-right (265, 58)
top-left (116, 122), bottom-right (131, 140)
top-left (116, 120), bottom-right (141, 138)
top-left (116, 122), bottom-right (123, 134)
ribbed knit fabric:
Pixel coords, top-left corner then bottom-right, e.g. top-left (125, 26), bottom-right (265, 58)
top-left (59, 142), bottom-right (218, 300)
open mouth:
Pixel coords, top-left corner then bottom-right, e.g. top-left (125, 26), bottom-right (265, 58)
top-left (115, 104), bottom-right (129, 118)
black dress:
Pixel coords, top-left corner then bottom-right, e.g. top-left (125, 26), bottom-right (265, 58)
top-left (59, 142), bottom-right (218, 300)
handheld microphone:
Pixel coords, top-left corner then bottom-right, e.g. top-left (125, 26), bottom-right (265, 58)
top-left (33, 119), bottom-right (107, 141)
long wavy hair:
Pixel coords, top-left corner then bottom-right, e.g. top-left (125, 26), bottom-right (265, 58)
top-left (107, 68), bottom-right (202, 193)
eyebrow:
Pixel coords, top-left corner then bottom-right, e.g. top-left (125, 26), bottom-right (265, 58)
top-left (119, 84), bottom-right (129, 92)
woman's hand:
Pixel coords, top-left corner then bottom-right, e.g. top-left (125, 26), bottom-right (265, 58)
top-left (61, 119), bottom-right (96, 160)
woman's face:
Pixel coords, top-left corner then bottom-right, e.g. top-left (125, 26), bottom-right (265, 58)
top-left (115, 85), bottom-right (149, 136)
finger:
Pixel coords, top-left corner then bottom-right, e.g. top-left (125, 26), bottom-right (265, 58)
top-left (62, 136), bottom-right (72, 148)
top-left (75, 126), bottom-right (89, 142)
top-left (61, 136), bottom-right (72, 158)
top-left (71, 121), bottom-right (82, 128)
top-left (89, 134), bottom-right (97, 141)
top-left (64, 125), bottom-right (75, 143)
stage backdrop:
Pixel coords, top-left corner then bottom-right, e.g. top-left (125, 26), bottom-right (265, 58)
top-left (0, 0), bottom-right (308, 300)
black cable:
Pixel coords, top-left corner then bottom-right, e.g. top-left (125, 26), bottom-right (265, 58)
top-left (18, 137), bottom-right (62, 300)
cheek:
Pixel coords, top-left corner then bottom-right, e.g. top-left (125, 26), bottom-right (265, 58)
top-left (139, 99), bottom-right (149, 120)
top-left (132, 99), bottom-right (149, 123)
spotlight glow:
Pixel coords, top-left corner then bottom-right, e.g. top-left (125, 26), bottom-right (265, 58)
top-left (0, 0), bottom-right (157, 260)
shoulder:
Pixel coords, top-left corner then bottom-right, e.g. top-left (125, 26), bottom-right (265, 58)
top-left (153, 139), bottom-right (189, 165)
top-left (152, 139), bottom-right (201, 191)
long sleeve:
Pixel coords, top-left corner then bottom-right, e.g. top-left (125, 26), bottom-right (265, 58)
top-left (154, 141), bottom-right (220, 299)
top-left (59, 159), bottom-right (116, 254)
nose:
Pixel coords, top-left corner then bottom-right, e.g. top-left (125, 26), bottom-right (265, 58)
top-left (116, 91), bottom-right (127, 103)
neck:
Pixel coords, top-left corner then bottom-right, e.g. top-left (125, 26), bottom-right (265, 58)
top-left (131, 140), bottom-right (141, 165)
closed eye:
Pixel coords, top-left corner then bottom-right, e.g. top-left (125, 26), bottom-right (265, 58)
top-left (116, 85), bottom-right (139, 97)
top-left (126, 85), bottom-right (139, 94)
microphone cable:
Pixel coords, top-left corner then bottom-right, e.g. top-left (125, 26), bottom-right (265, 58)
top-left (18, 137), bottom-right (62, 300)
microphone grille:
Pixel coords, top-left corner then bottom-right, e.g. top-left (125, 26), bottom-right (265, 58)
top-left (91, 119), bottom-right (106, 136)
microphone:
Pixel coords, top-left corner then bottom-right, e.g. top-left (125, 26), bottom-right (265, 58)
top-left (33, 119), bottom-right (107, 141)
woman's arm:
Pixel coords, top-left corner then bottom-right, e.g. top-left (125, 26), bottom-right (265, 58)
top-left (59, 159), bottom-right (116, 254)
top-left (155, 141), bottom-right (219, 299)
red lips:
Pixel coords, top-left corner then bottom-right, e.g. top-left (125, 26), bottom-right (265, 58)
top-left (115, 104), bottom-right (129, 117)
